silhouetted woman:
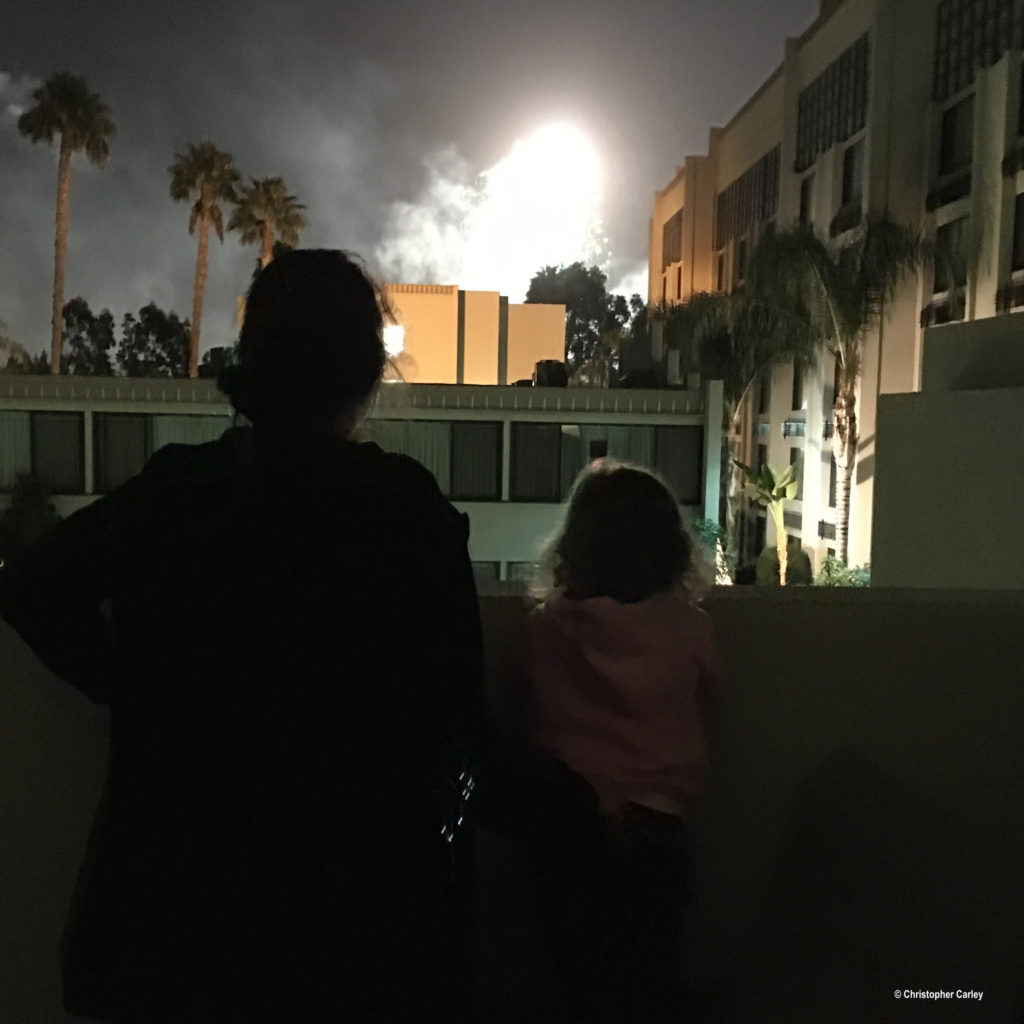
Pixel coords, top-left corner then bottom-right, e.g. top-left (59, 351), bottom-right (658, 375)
top-left (0, 250), bottom-right (482, 1023)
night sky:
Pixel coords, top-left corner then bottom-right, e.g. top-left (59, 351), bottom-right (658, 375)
top-left (1, 0), bottom-right (817, 360)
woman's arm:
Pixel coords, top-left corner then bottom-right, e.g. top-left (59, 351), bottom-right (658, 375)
top-left (0, 446), bottom-right (184, 703)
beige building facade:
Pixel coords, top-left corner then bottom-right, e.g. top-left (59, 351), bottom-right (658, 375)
top-left (384, 284), bottom-right (565, 386)
top-left (650, 0), bottom-right (1024, 571)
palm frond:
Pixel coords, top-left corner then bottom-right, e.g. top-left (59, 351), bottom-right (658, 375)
top-left (17, 72), bottom-right (115, 163)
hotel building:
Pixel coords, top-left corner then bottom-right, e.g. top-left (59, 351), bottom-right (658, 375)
top-left (649, 0), bottom-right (1024, 569)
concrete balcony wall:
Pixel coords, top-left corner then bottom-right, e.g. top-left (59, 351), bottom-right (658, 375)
top-left (3, 588), bottom-right (1023, 1022)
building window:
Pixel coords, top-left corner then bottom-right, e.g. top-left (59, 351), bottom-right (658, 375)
top-left (795, 33), bottom-right (870, 171)
top-left (799, 174), bottom-right (814, 224)
top-left (662, 209), bottom-right (683, 270)
top-left (736, 238), bottom-right (748, 284)
top-left (1013, 193), bottom-right (1024, 272)
top-left (714, 146), bottom-right (781, 250)
top-left (939, 95), bottom-right (974, 177)
top-left (934, 216), bottom-right (969, 293)
top-left (0, 411), bottom-right (31, 492)
top-left (791, 361), bottom-right (805, 411)
top-left (676, 264), bottom-right (682, 300)
top-left (828, 455), bottom-right (837, 509)
top-left (789, 446), bottom-right (804, 501)
top-left (757, 443), bottom-right (768, 476)
top-left (933, 0), bottom-right (1024, 103)
top-left (366, 419), bottom-right (453, 495)
top-left (757, 374), bottom-right (770, 415)
top-left (841, 141), bottom-right (865, 207)
top-left (506, 561), bottom-right (537, 584)
top-left (30, 412), bottom-right (84, 494)
top-left (653, 426), bottom-right (703, 505)
top-left (471, 561), bottom-right (500, 588)
top-left (716, 253), bottom-right (726, 291)
top-left (450, 421), bottom-right (502, 500)
top-left (510, 423), bottom-right (562, 501)
top-left (95, 414), bottom-right (150, 494)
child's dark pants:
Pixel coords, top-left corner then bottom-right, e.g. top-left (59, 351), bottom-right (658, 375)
top-left (529, 799), bottom-right (690, 1023)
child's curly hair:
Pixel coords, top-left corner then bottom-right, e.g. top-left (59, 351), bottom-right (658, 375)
top-left (533, 459), bottom-right (707, 604)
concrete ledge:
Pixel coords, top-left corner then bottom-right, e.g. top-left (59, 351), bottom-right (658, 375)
top-left (3, 589), bottom-right (1023, 1021)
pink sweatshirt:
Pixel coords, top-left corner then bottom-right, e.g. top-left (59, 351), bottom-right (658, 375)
top-left (527, 590), bottom-right (721, 819)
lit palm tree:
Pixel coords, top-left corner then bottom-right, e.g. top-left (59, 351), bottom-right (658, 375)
top-left (747, 215), bottom-right (929, 562)
top-left (17, 72), bottom-right (115, 374)
top-left (660, 291), bottom-right (817, 560)
top-left (228, 177), bottom-right (307, 269)
top-left (169, 142), bottom-right (241, 378)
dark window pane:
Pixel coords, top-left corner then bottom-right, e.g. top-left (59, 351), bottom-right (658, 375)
top-left (662, 209), bottom-right (684, 269)
top-left (471, 561), bottom-right (499, 586)
top-left (792, 361), bottom-right (805, 411)
top-left (935, 216), bottom-right (969, 292)
top-left (0, 411), bottom-right (32, 492)
top-left (799, 174), bottom-right (814, 224)
top-left (789, 446), bottom-right (804, 501)
top-left (841, 141), bottom-right (864, 206)
top-left (654, 426), bottom-right (703, 505)
top-left (757, 444), bottom-right (768, 476)
top-left (1013, 193), bottom-right (1024, 271)
top-left (451, 421), bottom-right (501, 500)
top-left (31, 412), bottom-right (84, 494)
top-left (939, 96), bottom-right (974, 176)
top-left (95, 414), bottom-right (149, 494)
top-left (829, 455), bottom-right (837, 508)
top-left (511, 423), bottom-right (561, 501)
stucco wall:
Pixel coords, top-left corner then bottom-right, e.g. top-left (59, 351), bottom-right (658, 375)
top-left (505, 303), bottom-right (565, 385)
top-left (872, 387), bottom-right (1024, 587)
top-left (462, 291), bottom-right (500, 386)
top-left (4, 587), bottom-right (1022, 1021)
top-left (384, 284), bottom-right (459, 384)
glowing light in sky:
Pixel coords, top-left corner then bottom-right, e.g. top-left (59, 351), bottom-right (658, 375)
top-left (383, 323), bottom-right (405, 356)
top-left (376, 121), bottom-right (606, 300)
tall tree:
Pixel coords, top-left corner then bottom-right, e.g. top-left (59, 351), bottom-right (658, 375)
top-left (228, 177), bottom-right (306, 269)
top-left (17, 72), bottom-right (115, 375)
top-left (526, 264), bottom-right (644, 370)
top-left (526, 263), bottom-right (609, 367)
top-left (661, 291), bottom-right (817, 560)
top-left (169, 142), bottom-right (241, 378)
top-left (63, 297), bottom-right (116, 375)
top-left (117, 303), bottom-right (189, 378)
top-left (747, 216), bottom-right (928, 561)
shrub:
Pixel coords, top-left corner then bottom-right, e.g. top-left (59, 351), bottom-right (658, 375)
top-left (815, 555), bottom-right (871, 587)
top-left (756, 543), bottom-right (813, 586)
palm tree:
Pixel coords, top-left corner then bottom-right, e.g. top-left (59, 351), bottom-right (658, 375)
top-left (17, 72), bottom-right (115, 374)
top-left (660, 291), bottom-right (817, 560)
top-left (228, 177), bottom-right (306, 269)
top-left (747, 216), bottom-right (929, 562)
top-left (169, 142), bottom-right (241, 378)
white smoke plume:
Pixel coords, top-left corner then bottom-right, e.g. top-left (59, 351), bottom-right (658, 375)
top-left (376, 122), bottom-right (610, 301)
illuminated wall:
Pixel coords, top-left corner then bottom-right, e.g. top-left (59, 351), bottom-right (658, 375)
top-left (506, 303), bottom-right (566, 384)
top-left (384, 283), bottom-right (565, 385)
top-left (385, 284), bottom-right (459, 385)
top-left (462, 291), bottom-right (500, 386)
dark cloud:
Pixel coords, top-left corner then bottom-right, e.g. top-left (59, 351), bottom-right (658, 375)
top-left (0, 0), bottom-right (818, 355)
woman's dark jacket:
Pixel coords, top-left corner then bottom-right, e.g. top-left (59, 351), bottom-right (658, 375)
top-left (0, 426), bottom-right (483, 1023)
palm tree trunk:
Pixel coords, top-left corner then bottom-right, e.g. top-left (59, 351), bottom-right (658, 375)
top-left (771, 507), bottom-right (788, 585)
top-left (190, 214), bottom-right (210, 379)
top-left (832, 385), bottom-right (859, 563)
top-left (721, 406), bottom-right (743, 569)
top-left (51, 138), bottom-right (73, 374)
top-left (261, 223), bottom-right (274, 268)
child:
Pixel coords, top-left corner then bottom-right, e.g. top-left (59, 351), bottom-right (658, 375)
top-left (524, 459), bottom-right (720, 1023)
